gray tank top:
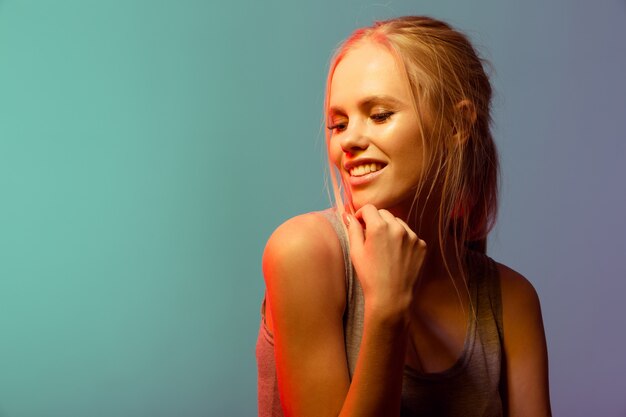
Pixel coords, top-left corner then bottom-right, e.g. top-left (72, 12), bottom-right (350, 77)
top-left (256, 208), bottom-right (505, 416)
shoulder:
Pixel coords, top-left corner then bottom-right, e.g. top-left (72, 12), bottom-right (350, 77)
top-left (264, 211), bottom-right (341, 253)
top-left (492, 262), bottom-right (552, 414)
top-left (494, 262), bottom-right (543, 323)
top-left (493, 260), bottom-right (548, 371)
top-left (263, 210), bottom-right (344, 275)
top-left (263, 210), bottom-right (347, 317)
top-left (494, 261), bottom-right (552, 415)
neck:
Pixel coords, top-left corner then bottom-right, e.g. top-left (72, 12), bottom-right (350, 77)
top-left (386, 190), bottom-right (467, 285)
top-left (420, 237), bottom-right (466, 285)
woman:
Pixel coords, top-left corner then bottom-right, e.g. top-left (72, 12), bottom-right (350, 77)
top-left (257, 16), bottom-right (551, 417)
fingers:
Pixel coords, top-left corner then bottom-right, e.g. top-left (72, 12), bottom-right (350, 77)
top-left (354, 204), bottom-right (418, 240)
top-left (393, 216), bottom-right (419, 241)
top-left (343, 211), bottom-right (364, 253)
top-left (354, 204), bottom-right (381, 227)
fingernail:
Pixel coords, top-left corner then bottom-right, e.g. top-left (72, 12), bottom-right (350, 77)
top-left (342, 212), bottom-right (351, 226)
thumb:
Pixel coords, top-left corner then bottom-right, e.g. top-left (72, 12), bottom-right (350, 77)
top-left (343, 212), bottom-right (364, 253)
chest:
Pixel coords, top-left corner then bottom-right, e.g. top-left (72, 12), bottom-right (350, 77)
top-left (403, 282), bottom-right (472, 374)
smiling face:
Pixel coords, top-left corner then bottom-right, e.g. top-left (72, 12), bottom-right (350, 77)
top-left (328, 41), bottom-right (429, 216)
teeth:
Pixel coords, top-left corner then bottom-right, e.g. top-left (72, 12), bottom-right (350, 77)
top-left (350, 163), bottom-right (383, 177)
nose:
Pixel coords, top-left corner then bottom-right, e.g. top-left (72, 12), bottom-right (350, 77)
top-left (339, 119), bottom-right (369, 155)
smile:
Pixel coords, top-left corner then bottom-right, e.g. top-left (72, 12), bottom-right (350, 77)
top-left (346, 163), bottom-right (386, 186)
top-left (349, 162), bottom-right (385, 177)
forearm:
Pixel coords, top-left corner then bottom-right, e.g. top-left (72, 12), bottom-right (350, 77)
top-left (338, 306), bottom-right (411, 417)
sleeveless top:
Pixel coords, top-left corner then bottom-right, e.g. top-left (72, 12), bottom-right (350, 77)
top-left (256, 208), bottom-right (505, 417)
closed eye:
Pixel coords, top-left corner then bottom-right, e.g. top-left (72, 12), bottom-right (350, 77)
top-left (327, 122), bottom-right (347, 133)
top-left (327, 111), bottom-right (393, 132)
top-left (371, 112), bottom-right (394, 123)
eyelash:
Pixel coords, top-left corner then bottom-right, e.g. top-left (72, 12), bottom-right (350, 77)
top-left (371, 111), bottom-right (394, 123)
top-left (327, 112), bottom-right (394, 132)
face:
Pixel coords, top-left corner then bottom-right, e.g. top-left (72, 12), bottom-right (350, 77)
top-left (328, 41), bottom-right (427, 215)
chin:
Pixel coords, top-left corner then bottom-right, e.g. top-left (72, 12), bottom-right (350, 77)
top-left (349, 195), bottom-right (392, 212)
top-left (349, 191), bottom-right (416, 217)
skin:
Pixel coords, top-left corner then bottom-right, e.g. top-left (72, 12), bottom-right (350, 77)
top-left (326, 43), bottom-right (426, 219)
top-left (263, 40), bottom-right (551, 416)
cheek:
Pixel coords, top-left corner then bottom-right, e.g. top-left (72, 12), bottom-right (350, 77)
top-left (328, 140), bottom-right (342, 169)
top-left (394, 136), bottom-right (426, 180)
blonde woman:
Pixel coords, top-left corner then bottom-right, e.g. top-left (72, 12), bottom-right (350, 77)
top-left (257, 16), bottom-right (551, 417)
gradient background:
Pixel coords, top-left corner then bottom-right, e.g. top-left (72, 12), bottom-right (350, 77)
top-left (1, 0), bottom-right (625, 416)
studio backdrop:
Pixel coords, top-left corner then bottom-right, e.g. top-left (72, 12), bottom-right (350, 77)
top-left (1, 0), bottom-right (625, 416)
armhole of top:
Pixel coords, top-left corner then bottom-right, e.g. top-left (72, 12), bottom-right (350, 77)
top-left (319, 209), bottom-right (352, 294)
top-left (260, 292), bottom-right (274, 340)
top-left (485, 256), bottom-right (504, 342)
top-left (486, 255), bottom-right (508, 412)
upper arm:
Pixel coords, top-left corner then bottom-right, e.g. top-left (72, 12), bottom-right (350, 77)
top-left (263, 213), bottom-right (350, 417)
top-left (498, 263), bottom-right (552, 417)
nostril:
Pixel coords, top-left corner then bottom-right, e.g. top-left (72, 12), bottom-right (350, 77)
top-left (341, 139), bottom-right (369, 153)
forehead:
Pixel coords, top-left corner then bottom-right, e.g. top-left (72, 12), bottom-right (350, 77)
top-left (329, 41), bottom-right (411, 109)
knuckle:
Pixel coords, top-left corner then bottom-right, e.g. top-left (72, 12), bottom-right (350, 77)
top-left (366, 219), bottom-right (382, 232)
top-left (390, 224), bottom-right (405, 238)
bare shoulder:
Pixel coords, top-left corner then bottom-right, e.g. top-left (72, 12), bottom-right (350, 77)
top-left (494, 263), bottom-right (552, 415)
top-left (263, 211), bottom-right (345, 285)
top-left (263, 211), bottom-right (347, 331)
top-left (495, 262), bottom-right (543, 320)
top-left (264, 211), bottom-right (343, 269)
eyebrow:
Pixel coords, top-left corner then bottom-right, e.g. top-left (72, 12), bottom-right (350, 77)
top-left (328, 95), bottom-right (406, 116)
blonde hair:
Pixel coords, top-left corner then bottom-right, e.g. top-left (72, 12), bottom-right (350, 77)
top-left (324, 16), bottom-right (499, 270)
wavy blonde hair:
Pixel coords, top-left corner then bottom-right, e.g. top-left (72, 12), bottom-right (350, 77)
top-left (325, 16), bottom-right (499, 267)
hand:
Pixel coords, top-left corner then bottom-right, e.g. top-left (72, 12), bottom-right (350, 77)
top-left (344, 204), bottom-right (427, 317)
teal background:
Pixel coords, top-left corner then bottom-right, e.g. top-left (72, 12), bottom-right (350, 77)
top-left (1, 1), bottom-right (625, 416)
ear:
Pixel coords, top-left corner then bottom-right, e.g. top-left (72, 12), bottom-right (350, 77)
top-left (452, 99), bottom-right (477, 145)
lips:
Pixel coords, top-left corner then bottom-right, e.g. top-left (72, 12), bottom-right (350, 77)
top-left (343, 159), bottom-right (387, 186)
